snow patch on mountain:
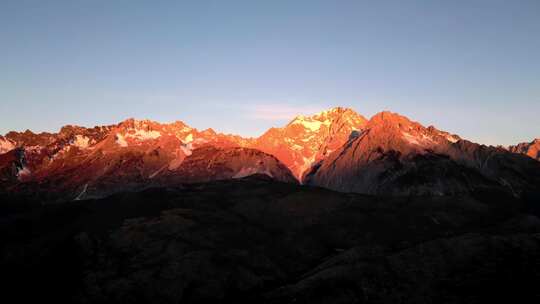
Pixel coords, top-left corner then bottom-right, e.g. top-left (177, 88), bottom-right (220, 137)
top-left (402, 131), bottom-right (436, 146)
top-left (420, 133), bottom-right (435, 144)
top-left (446, 135), bottom-right (459, 143)
top-left (183, 133), bottom-right (193, 143)
top-left (299, 155), bottom-right (316, 177)
top-left (166, 143), bottom-right (194, 171)
top-left (180, 143), bottom-right (193, 156)
top-left (301, 135), bottom-right (315, 142)
top-left (291, 116), bottom-right (324, 131)
top-left (149, 165), bottom-right (167, 179)
top-left (72, 135), bottom-right (91, 149)
top-left (25, 146), bottom-right (42, 152)
top-left (17, 166), bottom-right (31, 181)
top-left (402, 132), bottom-right (421, 145)
top-left (116, 134), bottom-right (128, 147)
top-left (75, 183), bottom-right (88, 200)
top-left (292, 144), bottom-right (303, 151)
top-left (126, 129), bottom-right (161, 141)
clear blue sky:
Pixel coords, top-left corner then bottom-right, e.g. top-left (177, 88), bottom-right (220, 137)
top-left (1, 0), bottom-right (539, 145)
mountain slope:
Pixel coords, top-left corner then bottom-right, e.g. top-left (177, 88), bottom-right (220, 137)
top-left (156, 146), bottom-right (297, 185)
top-left (509, 138), bottom-right (540, 161)
top-left (0, 148), bottom-right (26, 187)
top-left (250, 107), bottom-right (367, 178)
top-left (2, 108), bottom-right (538, 199)
top-left (2, 119), bottom-right (294, 200)
top-left (304, 111), bottom-right (540, 196)
top-left (2, 177), bottom-right (539, 303)
top-left (0, 107), bottom-right (367, 198)
top-left (0, 135), bottom-right (16, 154)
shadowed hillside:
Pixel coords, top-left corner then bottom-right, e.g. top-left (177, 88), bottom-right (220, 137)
top-left (2, 175), bottom-right (539, 303)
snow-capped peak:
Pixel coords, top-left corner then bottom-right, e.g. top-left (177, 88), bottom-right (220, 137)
top-left (290, 116), bottom-right (324, 131)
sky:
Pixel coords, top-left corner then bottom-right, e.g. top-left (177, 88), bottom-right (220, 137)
top-left (1, 0), bottom-right (539, 146)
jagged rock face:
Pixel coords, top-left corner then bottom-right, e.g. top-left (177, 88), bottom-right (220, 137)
top-left (3, 119), bottom-right (297, 200)
top-left (2, 108), bottom-right (538, 199)
top-left (0, 148), bottom-right (26, 186)
top-left (304, 111), bottom-right (540, 196)
top-left (434, 140), bottom-right (540, 196)
top-left (509, 139), bottom-right (540, 161)
top-left (21, 145), bottom-right (295, 200)
top-left (0, 119), bottom-right (248, 175)
top-left (3, 130), bottom-right (57, 147)
top-left (250, 107), bottom-right (367, 178)
top-left (156, 146), bottom-right (297, 185)
top-left (0, 135), bottom-right (16, 154)
top-left (0, 108), bottom-right (364, 199)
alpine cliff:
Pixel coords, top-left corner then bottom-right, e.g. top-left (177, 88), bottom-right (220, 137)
top-left (250, 107), bottom-right (367, 178)
top-left (2, 107), bottom-right (540, 303)
top-left (1, 107), bottom-right (538, 200)
top-left (509, 138), bottom-right (540, 161)
top-left (303, 111), bottom-right (540, 196)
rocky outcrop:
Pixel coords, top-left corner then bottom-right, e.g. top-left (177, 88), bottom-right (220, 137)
top-left (304, 111), bottom-right (540, 196)
top-left (250, 107), bottom-right (367, 178)
top-left (0, 108), bottom-right (364, 199)
top-left (509, 138), bottom-right (540, 161)
top-left (0, 148), bottom-right (26, 187)
top-left (15, 144), bottom-right (296, 201)
top-left (2, 108), bottom-right (538, 199)
top-left (157, 146), bottom-right (298, 185)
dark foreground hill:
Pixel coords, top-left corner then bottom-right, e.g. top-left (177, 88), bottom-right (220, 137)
top-left (1, 175), bottom-right (540, 303)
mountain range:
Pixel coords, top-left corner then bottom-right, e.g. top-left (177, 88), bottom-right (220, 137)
top-left (509, 138), bottom-right (540, 161)
top-left (1, 107), bottom-right (539, 200)
top-left (2, 107), bottom-right (540, 303)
